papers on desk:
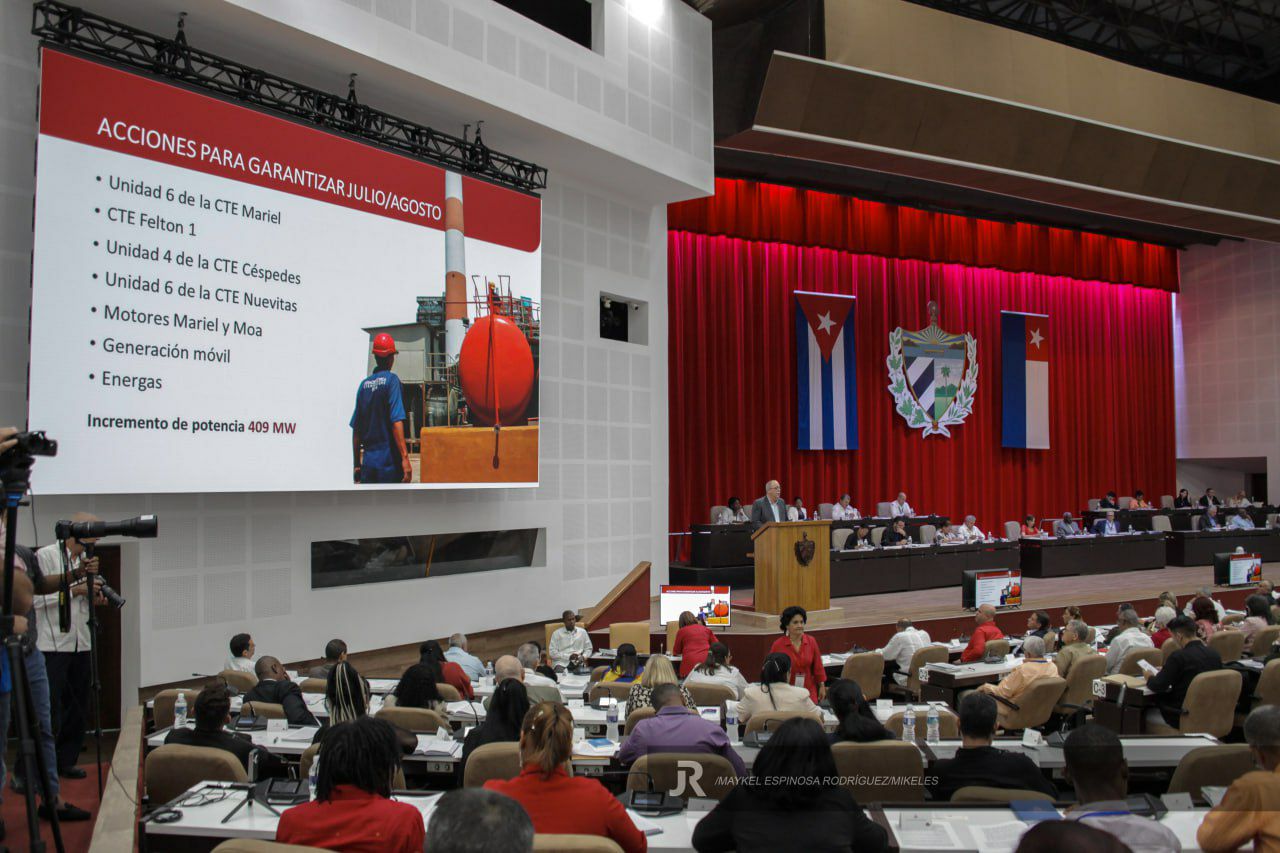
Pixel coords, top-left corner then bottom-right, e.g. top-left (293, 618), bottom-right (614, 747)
top-left (414, 735), bottom-right (461, 758)
top-left (971, 821), bottom-right (1030, 847)
top-left (626, 809), bottom-right (664, 837)
top-left (446, 701), bottom-right (484, 720)
top-left (573, 738), bottom-right (619, 758)
top-left (279, 727), bottom-right (320, 742)
top-left (896, 815), bottom-right (964, 849)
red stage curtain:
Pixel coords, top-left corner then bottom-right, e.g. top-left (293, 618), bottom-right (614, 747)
top-left (668, 231), bottom-right (1176, 541)
top-left (669, 179), bottom-right (1180, 291)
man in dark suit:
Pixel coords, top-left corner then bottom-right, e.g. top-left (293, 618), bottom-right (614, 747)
top-left (164, 684), bottom-right (277, 774)
top-left (245, 656), bottom-right (319, 727)
top-left (749, 480), bottom-right (789, 531)
top-left (1147, 615), bottom-right (1223, 728)
top-left (1199, 488), bottom-right (1223, 507)
top-left (929, 693), bottom-right (1058, 801)
top-left (1202, 506), bottom-right (1222, 529)
top-left (1093, 510), bottom-right (1120, 536)
top-left (1098, 492), bottom-right (1119, 509)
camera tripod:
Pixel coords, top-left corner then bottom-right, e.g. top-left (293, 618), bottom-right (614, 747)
top-left (2, 453), bottom-right (66, 853)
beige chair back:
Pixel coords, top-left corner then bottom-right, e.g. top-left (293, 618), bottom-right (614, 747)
top-left (904, 646), bottom-right (950, 698)
top-left (1119, 496), bottom-right (1134, 510)
top-left (299, 743), bottom-right (320, 780)
top-left (608, 622), bottom-right (650, 654)
top-left (1256, 659), bottom-right (1280, 707)
top-left (242, 701), bottom-right (285, 720)
top-left (297, 678), bottom-right (327, 694)
top-left (589, 681), bottom-right (634, 704)
top-left (1087, 498), bottom-right (1101, 511)
top-left (684, 681), bottom-right (736, 708)
top-left (153, 688), bottom-right (202, 732)
top-left (1004, 521), bottom-right (1020, 540)
top-left (1118, 648), bottom-right (1164, 677)
top-left (628, 753), bottom-right (738, 800)
top-left (997, 676), bottom-right (1066, 731)
top-left (1055, 654), bottom-right (1106, 713)
top-left (817, 503), bottom-right (834, 520)
top-left (533, 836), bottom-right (624, 853)
top-left (984, 639), bottom-right (1011, 660)
top-left (744, 710), bottom-right (819, 734)
top-left (831, 528), bottom-right (854, 550)
top-left (146, 744), bottom-right (247, 804)
top-left (1151, 515), bottom-right (1172, 532)
top-left (1209, 630), bottom-right (1245, 663)
top-left (1161, 637), bottom-right (1182, 663)
top-left (1160, 494), bottom-right (1174, 508)
top-left (219, 669), bottom-right (258, 692)
top-left (839, 652), bottom-right (884, 701)
top-left (709, 505), bottom-right (729, 524)
top-left (666, 621), bottom-right (679, 653)
top-left (885, 708), bottom-right (958, 739)
top-left (1044, 631), bottom-right (1058, 653)
top-left (1250, 625), bottom-right (1280, 659)
top-left (831, 741), bottom-right (924, 802)
top-left (213, 840), bottom-right (330, 852)
top-left (1167, 745), bottom-right (1254, 801)
top-left (437, 683), bottom-right (462, 702)
top-left (1181, 670), bottom-right (1244, 737)
top-left (870, 527), bottom-right (885, 546)
top-left (876, 501), bottom-right (893, 517)
top-left (918, 524), bottom-right (936, 544)
top-left (1087, 627), bottom-right (1097, 645)
top-left (463, 742), bottom-right (522, 787)
top-left (375, 705), bottom-right (451, 733)
top-left (623, 705), bottom-right (657, 735)
top-left (952, 786), bottom-right (1055, 803)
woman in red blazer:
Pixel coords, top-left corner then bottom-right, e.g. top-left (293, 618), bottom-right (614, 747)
top-left (485, 703), bottom-right (647, 853)
top-left (768, 606), bottom-right (826, 702)
top-left (672, 611), bottom-right (718, 678)
top-left (420, 639), bottom-right (474, 699)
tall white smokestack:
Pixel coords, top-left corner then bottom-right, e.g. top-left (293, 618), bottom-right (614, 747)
top-left (444, 171), bottom-right (466, 366)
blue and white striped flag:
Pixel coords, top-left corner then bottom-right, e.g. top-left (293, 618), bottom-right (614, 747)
top-left (795, 291), bottom-right (858, 450)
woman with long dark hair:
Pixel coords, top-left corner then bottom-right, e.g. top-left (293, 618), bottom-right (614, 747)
top-left (419, 639), bottom-right (474, 698)
top-left (461, 678), bottom-right (531, 774)
top-left (737, 652), bottom-right (818, 723)
top-left (600, 642), bottom-right (643, 683)
top-left (1190, 596), bottom-right (1219, 640)
top-left (692, 717), bottom-right (888, 852)
top-left (826, 679), bottom-right (892, 743)
top-left (683, 642), bottom-right (749, 699)
top-left (385, 663), bottom-right (446, 712)
top-left (1239, 593), bottom-right (1274, 653)
top-left (316, 661), bottom-right (416, 754)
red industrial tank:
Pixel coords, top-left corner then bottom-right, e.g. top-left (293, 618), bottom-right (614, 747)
top-left (458, 314), bottom-right (535, 426)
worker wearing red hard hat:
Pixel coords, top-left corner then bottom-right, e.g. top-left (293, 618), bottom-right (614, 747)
top-left (350, 333), bottom-right (412, 484)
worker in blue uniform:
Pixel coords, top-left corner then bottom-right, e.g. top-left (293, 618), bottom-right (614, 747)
top-left (351, 333), bottom-right (412, 484)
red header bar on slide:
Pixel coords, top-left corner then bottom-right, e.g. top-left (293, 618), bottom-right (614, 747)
top-left (37, 49), bottom-right (541, 252)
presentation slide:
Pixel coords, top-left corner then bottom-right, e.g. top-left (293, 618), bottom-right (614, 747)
top-left (1231, 554), bottom-right (1263, 586)
top-left (29, 50), bottom-right (541, 494)
top-left (973, 570), bottom-right (1022, 609)
top-left (659, 585), bottom-right (732, 627)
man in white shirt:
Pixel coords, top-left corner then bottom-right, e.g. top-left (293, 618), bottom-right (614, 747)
top-left (517, 642), bottom-right (558, 688)
top-left (34, 522), bottom-right (105, 779)
top-left (1228, 508), bottom-right (1256, 530)
top-left (880, 618), bottom-right (932, 686)
top-left (1104, 609), bottom-right (1154, 675)
top-left (831, 494), bottom-right (860, 521)
top-left (444, 632), bottom-right (486, 681)
top-left (225, 632), bottom-right (256, 673)
top-left (890, 492), bottom-right (914, 518)
top-left (547, 610), bottom-right (593, 669)
top-left (960, 515), bottom-right (985, 543)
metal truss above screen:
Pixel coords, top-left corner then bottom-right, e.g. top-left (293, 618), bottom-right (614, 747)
top-left (904, 0), bottom-right (1280, 103)
top-left (30, 0), bottom-right (548, 194)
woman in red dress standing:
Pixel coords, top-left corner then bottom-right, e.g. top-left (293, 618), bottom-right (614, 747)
top-left (672, 611), bottom-right (718, 678)
top-left (768, 606), bottom-right (826, 702)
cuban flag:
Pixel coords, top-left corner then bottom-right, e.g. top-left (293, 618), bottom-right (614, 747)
top-left (1001, 311), bottom-right (1049, 449)
top-left (795, 291), bottom-right (857, 450)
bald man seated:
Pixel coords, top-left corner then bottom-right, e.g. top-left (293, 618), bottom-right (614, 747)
top-left (483, 655), bottom-right (560, 709)
top-left (960, 604), bottom-right (1006, 663)
top-left (244, 656), bottom-right (319, 727)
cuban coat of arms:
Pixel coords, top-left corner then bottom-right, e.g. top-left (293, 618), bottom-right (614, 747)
top-left (886, 301), bottom-right (978, 437)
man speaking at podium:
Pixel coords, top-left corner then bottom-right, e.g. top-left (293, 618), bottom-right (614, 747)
top-left (750, 480), bottom-right (790, 531)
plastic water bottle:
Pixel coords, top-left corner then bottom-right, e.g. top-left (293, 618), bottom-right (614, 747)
top-left (606, 699), bottom-right (620, 743)
top-left (725, 704), bottom-right (739, 744)
top-left (902, 705), bottom-right (916, 742)
top-left (926, 706), bottom-right (940, 745)
top-left (174, 693), bottom-right (188, 729)
top-left (308, 754), bottom-right (320, 800)
top-left (485, 660), bottom-right (495, 687)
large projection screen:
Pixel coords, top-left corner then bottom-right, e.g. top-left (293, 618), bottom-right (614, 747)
top-left (29, 49), bottom-right (541, 494)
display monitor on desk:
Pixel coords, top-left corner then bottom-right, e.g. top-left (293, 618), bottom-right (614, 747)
top-left (660, 585), bottom-right (731, 627)
top-left (962, 569), bottom-right (1022, 609)
top-left (1214, 552), bottom-right (1262, 586)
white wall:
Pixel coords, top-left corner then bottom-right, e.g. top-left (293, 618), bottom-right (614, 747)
top-left (0, 0), bottom-right (712, 699)
top-left (1176, 239), bottom-right (1280, 499)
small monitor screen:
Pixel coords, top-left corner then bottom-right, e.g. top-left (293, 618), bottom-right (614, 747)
top-left (659, 585), bottom-right (731, 627)
top-left (964, 570), bottom-right (1022, 609)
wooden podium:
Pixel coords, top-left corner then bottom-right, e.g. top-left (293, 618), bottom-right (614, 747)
top-left (750, 520), bottom-right (831, 615)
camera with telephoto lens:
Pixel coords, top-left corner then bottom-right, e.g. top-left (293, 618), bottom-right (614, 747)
top-left (80, 543), bottom-right (126, 610)
top-left (0, 431), bottom-right (57, 461)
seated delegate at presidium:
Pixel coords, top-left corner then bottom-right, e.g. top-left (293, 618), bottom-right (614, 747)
top-left (889, 492), bottom-right (914, 517)
top-left (619, 683), bottom-right (746, 776)
top-left (750, 480), bottom-right (789, 531)
top-left (1131, 490), bottom-right (1153, 509)
top-left (976, 636), bottom-right (1057, 729)
top-left (1202, 506), bottom-right (1222, 529)
top-left (1020, 515), bottom-right (1042, 537)
top-left (789, 497), bottom-right (808, 520)
top-left (832, 493), bottom-right (860, 521)
top-left (929, 693), bottom-right (1057, 801)
top-left (1231, 490), bottom-right (1253, 508)
top-left (691, 717), bottom-right (888, 853)
top-left (717, 497), bottom-right (748, 525)
top-left (1230, 508), bottom-right (1257, 530)
top-left (484, 703), bottom-right (646, 853)
top-left (934, 522), bottom-right (964, 544)
top-left (1093, 511), bottom-right (1120, 535)
top-left (1054, 512), bottom-right (1081, 536)
top-left (769, 606), bottom-right (826, 701)
top-left (737, 653), bottom-right (819, 723)
top-left (1200, 488), bottom-right (1223, 507)
top-left (881, 518), bottom-right (910, 546)
top-left (276, 717), bottom-right (425, 853)
top-left (1174, 488), bottom-right (1193, 508)
top-left (960, 515), bottom-right (985, 543)
top-left (960, 604), bottom-right (1006, 663)
top-left (849, 525), bottom-right (873, 549)
top-left (548, 610), bottom-right (592, 669)
top-left (1098, 491), bottom-right (1119, 509)
top-left (673, 611), bottom-right (718, 678)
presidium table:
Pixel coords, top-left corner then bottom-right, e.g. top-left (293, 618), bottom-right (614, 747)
top-left (1017, 531), bottom-right (1166, 578)
top-left (829, 541), bottom-right (1018, 597)
top-left (1165, 527), bottom-right (1280, 566)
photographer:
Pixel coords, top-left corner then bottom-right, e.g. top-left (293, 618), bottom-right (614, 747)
top-left (33, 513), bottom-right (104, 780)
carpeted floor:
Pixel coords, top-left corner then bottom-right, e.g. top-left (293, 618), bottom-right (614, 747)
top-left (0, 761), bottom-right (107, 852)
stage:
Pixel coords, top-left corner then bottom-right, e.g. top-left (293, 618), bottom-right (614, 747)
top-left (622, 563), bottom-right (1264, 677)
